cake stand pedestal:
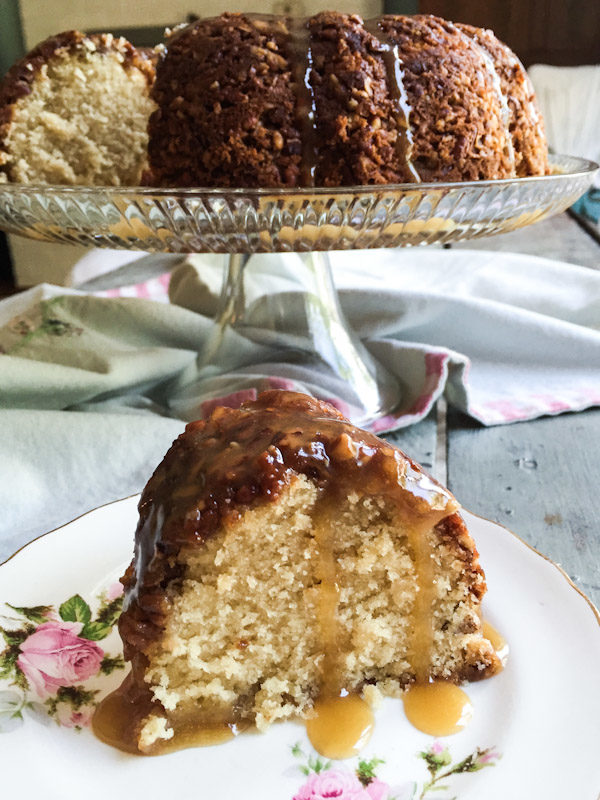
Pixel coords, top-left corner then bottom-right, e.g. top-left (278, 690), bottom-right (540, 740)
top-left (0, 153), bottom-right (596, 426)
top-left (192, 250), bottom-right (400, 425)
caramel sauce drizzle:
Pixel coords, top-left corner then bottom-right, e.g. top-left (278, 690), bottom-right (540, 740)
top-left (93, 673), bottom-right (241, 755)
top-left (403, 515), bottom-right (439, 683)
top-left (288, 17), bottom-right (319, 187)
top-left (93, 673), bottom-right (152, 755)
top-left (306, 484), bottom-right (451, 758)
top-left (363, 19), bottom-right (420, 183)
top-left (306, 500), bottom-right (375, 759)
top-left (240, 13), bottom-right (318, 188)
top-left (483, 620), bottom-right (509, 666)
top-left (454, 26), bottom-right (516, 172)
top-left (306, 495), bottom-right (467, 757)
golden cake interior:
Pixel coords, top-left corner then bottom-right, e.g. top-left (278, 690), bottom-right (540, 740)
top-left (0, 34), bottom-right (155, 185)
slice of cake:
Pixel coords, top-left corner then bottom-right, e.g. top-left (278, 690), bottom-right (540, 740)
top-left (0, 31), bottom-right (156, 185)
top-left (101, 390), bottom-right (500, 755)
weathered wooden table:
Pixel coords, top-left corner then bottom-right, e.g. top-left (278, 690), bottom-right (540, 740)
top-left (389, 211), bottom-right (600, 610)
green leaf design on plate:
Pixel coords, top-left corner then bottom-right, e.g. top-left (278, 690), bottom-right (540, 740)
top-left (357, 756), bottom-right (385, 785)
top-left (307, 754), bottom-right (332, 774)
top-left (46, 686), bottom-right (98, 715)
top-left (59, 595), bottom-right (91, 625)
top-left (95, 596), bottom-right (123, 627)
top-left (99, 654), bottom-right (125, 675)
top-left (0, 628), bottom-right (30, 647)
top-left (6, 604), bottom-right (53, 625)
top-left (0, 647), bottom-right (19, 679)
top-left (79, 621), bottom-right (112, 641)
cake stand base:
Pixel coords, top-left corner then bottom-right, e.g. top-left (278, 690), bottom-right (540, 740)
top-left (174, 252), bottom-right (402, 427)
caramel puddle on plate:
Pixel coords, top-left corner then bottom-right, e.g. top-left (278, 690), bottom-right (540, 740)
top-left (306, 692), bottom-right (375, 760)
top-left (402, 622), bottom-right (508, 737)
top-left (403, 681), bottom-right (474, 736)
top-left (483, 620), bottom-right (510, 666)
top-left (93, 674), bottom-right (240, 755)
top-left (306, 506), bottom-right (375, 760)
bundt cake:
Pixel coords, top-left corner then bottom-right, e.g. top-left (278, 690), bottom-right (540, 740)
top-left (0, 31), bottom-right (156, 185)
top-left (146, 11), bottom-right (548, 188)
top-left (95, 391), bottom-right (501, 755)
top-left (0, 14), bottom-right (548, 189)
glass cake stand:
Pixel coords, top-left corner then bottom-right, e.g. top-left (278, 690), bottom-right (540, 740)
top-left (0, 153), bottom-right (596, 426)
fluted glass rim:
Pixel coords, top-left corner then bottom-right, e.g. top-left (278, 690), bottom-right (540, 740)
top-left (0, 153), bottom-right (596, 199)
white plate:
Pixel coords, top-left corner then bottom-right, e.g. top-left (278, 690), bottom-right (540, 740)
top-left (1, 497), bottom-right (599, 800)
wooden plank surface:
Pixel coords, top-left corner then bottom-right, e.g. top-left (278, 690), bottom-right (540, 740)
top-left (452, 212), bottom-right (600, 269)
top-left (446, 406), bottom-right (600, 609)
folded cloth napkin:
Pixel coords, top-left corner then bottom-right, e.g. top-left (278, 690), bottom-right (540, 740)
top-left (528, 64), bottom-right (600, 189)
top-left (1, 247), bottom-right (599, 552)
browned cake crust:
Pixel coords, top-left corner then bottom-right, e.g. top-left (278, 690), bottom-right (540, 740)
top-left (376, 14), bottom-right (515, 182)
top-left (147, 14), bottom-right (303, 188)
top-left (457, 22), bottom-right (548, 177)
top-left (307, 12), bottom-right (418, 186)
top-left (146, 11), bottom-right (547, 188)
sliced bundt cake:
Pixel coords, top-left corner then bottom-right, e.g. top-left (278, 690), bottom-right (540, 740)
top-left (97, 391), bottom-right (500, 755)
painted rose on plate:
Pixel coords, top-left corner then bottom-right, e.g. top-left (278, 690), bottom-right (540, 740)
top-left (290, 744), bottom-right (500, 800)
top-left (17, 620), bottom-right (103, 698)
top-left (0, 588), bottom-right (125, 731)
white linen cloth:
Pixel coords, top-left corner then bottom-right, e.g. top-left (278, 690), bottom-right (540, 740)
top-left (528, 64), bottom-right (600, 187)
top-left (0, 248), bottom-right (599, 556)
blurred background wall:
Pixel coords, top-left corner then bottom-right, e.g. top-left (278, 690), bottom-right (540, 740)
top-left (415, 0), bottom-right (600, 67)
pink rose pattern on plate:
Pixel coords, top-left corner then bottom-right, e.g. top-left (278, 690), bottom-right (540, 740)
top-left (0, 585), bottom-right (124, 731)
top-left (1, 584), bottom-right (501, 799)
top-left (17, 620), bottom-right (104, 698)
top-left (291, 744), bottom-right (501, 800)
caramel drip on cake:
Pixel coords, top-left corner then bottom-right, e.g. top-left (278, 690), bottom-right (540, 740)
top-left (312, 505), bottom-right (343, 695)
top-left (93, 671), bottom-right (242, 755)
top-left (482, 621), bottom-right (509, 666)
top-left (288, 17), bottom-right (318, 187)
top-left (307, 498), bottom-right (374, 759)
top-left (363, 19), bottom-right (420, 183)
top-left (404, 514), bottom-right (440, 682)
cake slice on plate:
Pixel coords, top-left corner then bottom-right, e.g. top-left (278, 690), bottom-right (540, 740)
top-left (102, 391), bottom-right (500, 754)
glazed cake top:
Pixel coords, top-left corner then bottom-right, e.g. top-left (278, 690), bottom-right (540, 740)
top-left (134, 389), bottom-right (456, 553)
